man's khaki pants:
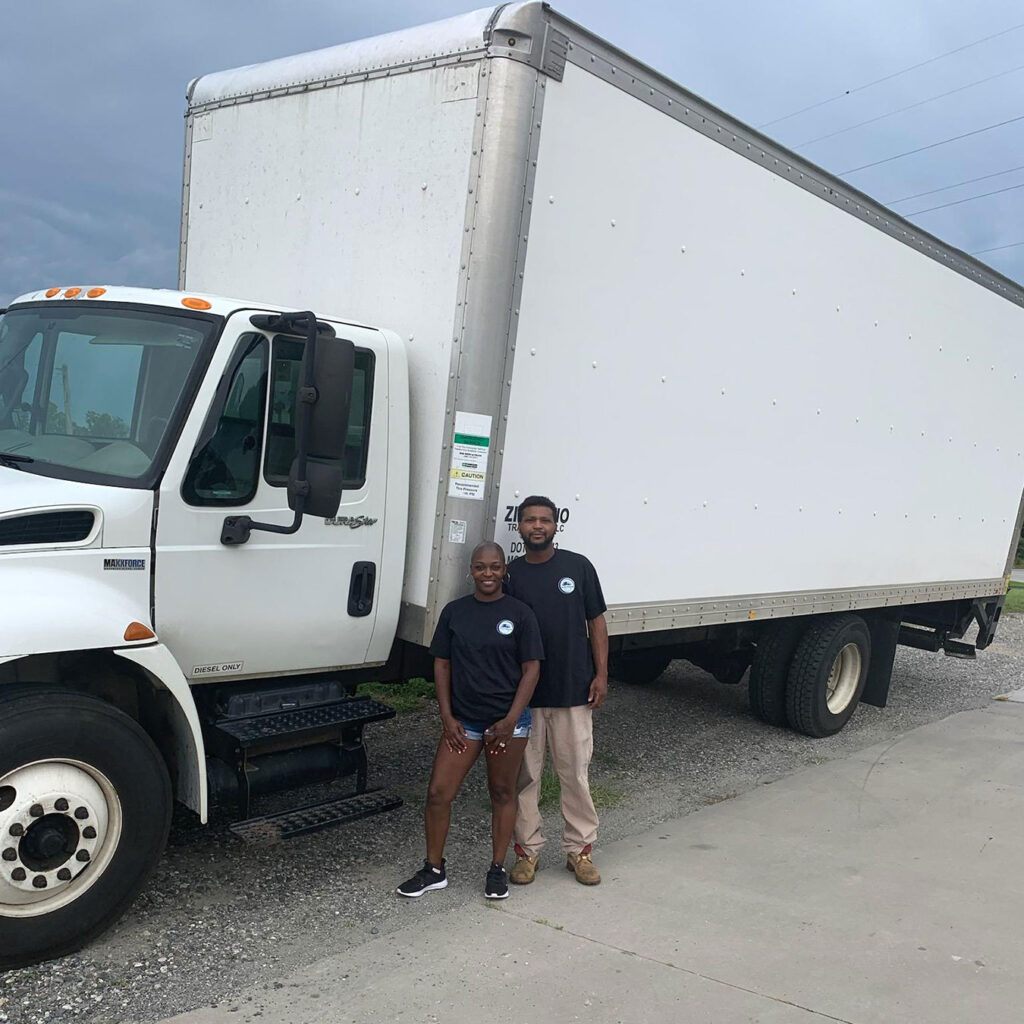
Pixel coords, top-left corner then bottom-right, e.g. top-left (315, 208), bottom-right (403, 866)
top-left (514, 705), bottom-right (598, 856)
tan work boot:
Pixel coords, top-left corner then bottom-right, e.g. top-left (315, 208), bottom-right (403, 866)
top-left (510, 844), bottom-right (538, 885)
top-left (566, 845), bottom-right (601, 885)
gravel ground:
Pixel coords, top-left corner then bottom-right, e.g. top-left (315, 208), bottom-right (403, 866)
top-left (2, 614), bottom-right (1023, 1023)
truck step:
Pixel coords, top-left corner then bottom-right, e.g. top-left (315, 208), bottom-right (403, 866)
top-left (229, 789), bottom-right (403, 843)
top-left (211, 695), bottom-right (396, 748)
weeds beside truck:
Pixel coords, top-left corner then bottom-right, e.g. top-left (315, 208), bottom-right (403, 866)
top-left (2, 2), bottom-right (1023, 967)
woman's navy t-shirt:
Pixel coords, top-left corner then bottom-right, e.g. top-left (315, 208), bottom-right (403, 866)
top-left (429, 594), bottom-right (545, 723)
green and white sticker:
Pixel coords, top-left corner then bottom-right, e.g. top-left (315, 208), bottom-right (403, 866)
top-left (448, 411), bottom-right (491, 501)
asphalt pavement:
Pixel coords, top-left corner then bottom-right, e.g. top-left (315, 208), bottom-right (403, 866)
top-left (156, 698), bottom-right (1024, 1024)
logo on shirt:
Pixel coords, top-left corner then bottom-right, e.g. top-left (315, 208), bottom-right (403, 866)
top-left (496, 619), bottom-right (515, 636)
top-left (558, 577), bottom-right (576, 594)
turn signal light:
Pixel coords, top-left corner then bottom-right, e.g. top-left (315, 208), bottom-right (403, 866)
top-left (181, 297), bottom-right (212, 310)
top-left (86, 287), bottom-right (106, 298)
top-left (64, 287), bottom-right (82, 298)
top-left (123, 622), bottom-right (156, 642)
top-left (45, 287), bottom-right (61, 297)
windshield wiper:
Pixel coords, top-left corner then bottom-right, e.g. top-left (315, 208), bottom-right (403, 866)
top-left (0, 451), bottom-right (33, 468)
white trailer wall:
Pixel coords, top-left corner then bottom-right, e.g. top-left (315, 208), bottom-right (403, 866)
top-left (183, 59), bottom-right (481, 608)
top-left (498, 59), bottom-right (1024, 611)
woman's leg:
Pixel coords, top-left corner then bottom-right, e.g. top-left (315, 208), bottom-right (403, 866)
top-left (485, 738), bottom-right (529, 864)
top-left (425, 737), bottom-right (483, 864)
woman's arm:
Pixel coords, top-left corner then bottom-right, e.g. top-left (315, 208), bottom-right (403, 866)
top-left (434, 657), bottom-right (468, 753)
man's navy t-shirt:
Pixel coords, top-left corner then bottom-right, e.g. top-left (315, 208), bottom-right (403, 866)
top-left (504, 549), bottom-right (607, 708)
top-left (429, 594), bottom-right (545, 723)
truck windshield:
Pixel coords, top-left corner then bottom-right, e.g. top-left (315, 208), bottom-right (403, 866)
top-left (0, 304), bottom-right (218, 487)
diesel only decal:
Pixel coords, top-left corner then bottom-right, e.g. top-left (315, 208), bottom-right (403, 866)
top-left (103, 557), bottom-right (146, 571)
top-left (191, 661), bottom-right (245, 677)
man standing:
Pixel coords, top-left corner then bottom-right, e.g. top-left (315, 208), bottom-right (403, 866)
top-left (504, 495), bottom-right (608, 886)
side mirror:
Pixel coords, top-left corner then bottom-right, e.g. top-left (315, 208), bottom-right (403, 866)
top-left (221, 311), bottom-right (353, 545)
top-left (287, 334), bottom-right (354, 519)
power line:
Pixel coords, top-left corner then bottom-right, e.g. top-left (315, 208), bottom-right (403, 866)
top-left (840, 113), bottom-right (1024, 174)
top-left (794, 63), bottom-right (1024, 148)
top-left (885, 164), bottom-right (1024, 204)
top-left (905, 181), bottom-right (1024, 216)
top-left (758, 21), bottom-right (1024, 129)
top-left (971, 240), bottom-right (1024, 255)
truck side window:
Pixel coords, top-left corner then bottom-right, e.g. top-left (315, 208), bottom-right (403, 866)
top-left (264, 338), bottom-right (374, 490)
top-left (182, 335), bottom-right (268, 506)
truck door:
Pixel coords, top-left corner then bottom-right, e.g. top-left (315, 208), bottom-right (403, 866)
top-left (153, 313), bottom-right (388, 681)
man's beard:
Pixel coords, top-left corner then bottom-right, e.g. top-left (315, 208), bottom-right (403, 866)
top-left (523, 534), bottom-right (554, 551)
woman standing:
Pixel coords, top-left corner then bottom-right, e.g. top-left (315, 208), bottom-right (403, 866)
top-left (397, 541), bottom-right (543, 900)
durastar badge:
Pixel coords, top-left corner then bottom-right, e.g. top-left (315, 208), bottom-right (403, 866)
top-left (324, 515), bottom-right (379, 528)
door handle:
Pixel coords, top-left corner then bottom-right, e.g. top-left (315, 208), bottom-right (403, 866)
top-left (348, 561), bottom-right (376, 617)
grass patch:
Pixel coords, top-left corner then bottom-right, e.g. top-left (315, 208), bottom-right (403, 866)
top-left (1004, 583), bottom-right (1024, 614)
top-left (355, 677), bottom-right (434, 713)
top-left (590, 783), bottom-right (624, 809)
top-left (538, 768), bottom-right (622, 809)
top-left (539, 767), bottom-right (561, 808)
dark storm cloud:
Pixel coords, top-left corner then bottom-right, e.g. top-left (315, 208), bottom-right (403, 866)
top-left (2, 0), bottom-right (1022, 303)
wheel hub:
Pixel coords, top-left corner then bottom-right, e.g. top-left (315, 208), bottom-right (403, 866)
top-left (0, 761), bottom-right (119, 917)
top-left (825, 642), bottom-right (863, 714)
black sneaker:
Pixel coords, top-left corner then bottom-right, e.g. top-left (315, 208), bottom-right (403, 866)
top-left (485, 862), bottom-right (509, 900)
top-left (397, 859), bottom-right (448, 898)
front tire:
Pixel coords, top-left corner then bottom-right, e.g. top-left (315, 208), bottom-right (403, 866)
top-left (0, 689), bottom-right (171, 969)
top-left (785, 615), bottom-right (871, 737)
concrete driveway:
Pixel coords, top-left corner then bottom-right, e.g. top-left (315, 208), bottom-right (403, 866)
top-left (159, 700), bottom-right (1024, 1024)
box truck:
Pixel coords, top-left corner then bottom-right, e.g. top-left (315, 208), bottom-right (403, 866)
top-left (2, 2), bottom-right (1022, 966)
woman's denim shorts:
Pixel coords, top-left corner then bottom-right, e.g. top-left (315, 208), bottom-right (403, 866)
top-left (459, 707), bottom-right (532, 741)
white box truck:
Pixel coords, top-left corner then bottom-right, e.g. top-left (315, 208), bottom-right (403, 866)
top-left (2, 2), bottom-right (1023, 966)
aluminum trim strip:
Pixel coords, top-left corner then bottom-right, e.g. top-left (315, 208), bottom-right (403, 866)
top-left (604, 578), bottom-right (1007, 635)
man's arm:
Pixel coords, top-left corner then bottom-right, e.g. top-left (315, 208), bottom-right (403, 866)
top-left (587, 613), bottom-right (609, 708)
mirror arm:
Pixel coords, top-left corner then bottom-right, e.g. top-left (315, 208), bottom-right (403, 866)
top-left (220, 312), bottom-right (318, 547)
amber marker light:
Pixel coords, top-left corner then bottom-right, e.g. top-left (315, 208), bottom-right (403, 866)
top-left (124, 622), bottom-right (156, 642)
top-left (87, 287), bottom-right (107, 298)
top-left (181, 296), bottom-right (212, 310)
top-left (64, 287), bottom-right (82, 298)
top-left (45, 287), bottom-right (61, 297)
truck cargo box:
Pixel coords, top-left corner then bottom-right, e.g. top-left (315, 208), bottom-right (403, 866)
top-left (183, 3), bottom-right (1024, 645)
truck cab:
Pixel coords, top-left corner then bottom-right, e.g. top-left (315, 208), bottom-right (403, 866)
top-left (0, 286), bottom-right (409, 968)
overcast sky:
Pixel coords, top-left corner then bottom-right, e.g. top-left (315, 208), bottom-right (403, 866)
top-left (2, 0), bottom-right (1022, 305)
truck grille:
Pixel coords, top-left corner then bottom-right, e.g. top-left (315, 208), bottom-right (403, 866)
top-left (0, 510), bottom-right (96, 547)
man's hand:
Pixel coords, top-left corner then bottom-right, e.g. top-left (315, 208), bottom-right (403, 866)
top-left (441, 714), bottom-right (469, 754)
top-left (587, 674), bottom-right (608, 709)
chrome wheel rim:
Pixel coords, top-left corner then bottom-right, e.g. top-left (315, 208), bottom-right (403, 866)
top-left (0, 760), bottom-right (122, 918)
top-left (825, 642), bottom-right (862, 714)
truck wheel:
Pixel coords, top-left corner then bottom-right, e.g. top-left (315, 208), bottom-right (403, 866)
top-left (0, 689), bottom-right (172, 969)
top-left (748, 621), bottom-right (805, 727)
top-left (610, 651), bottom-right (672, 685)
top-left (785, 615), bottom-right (871, 737)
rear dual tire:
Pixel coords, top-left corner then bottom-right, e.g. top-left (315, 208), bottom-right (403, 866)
top-left (749, 615), bottom-right (872, 738)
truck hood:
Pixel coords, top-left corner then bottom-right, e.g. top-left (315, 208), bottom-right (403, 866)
top-left (0, 467), bottom-right (155, 658)
top-left (0, 466), bottom-right (153, 550)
